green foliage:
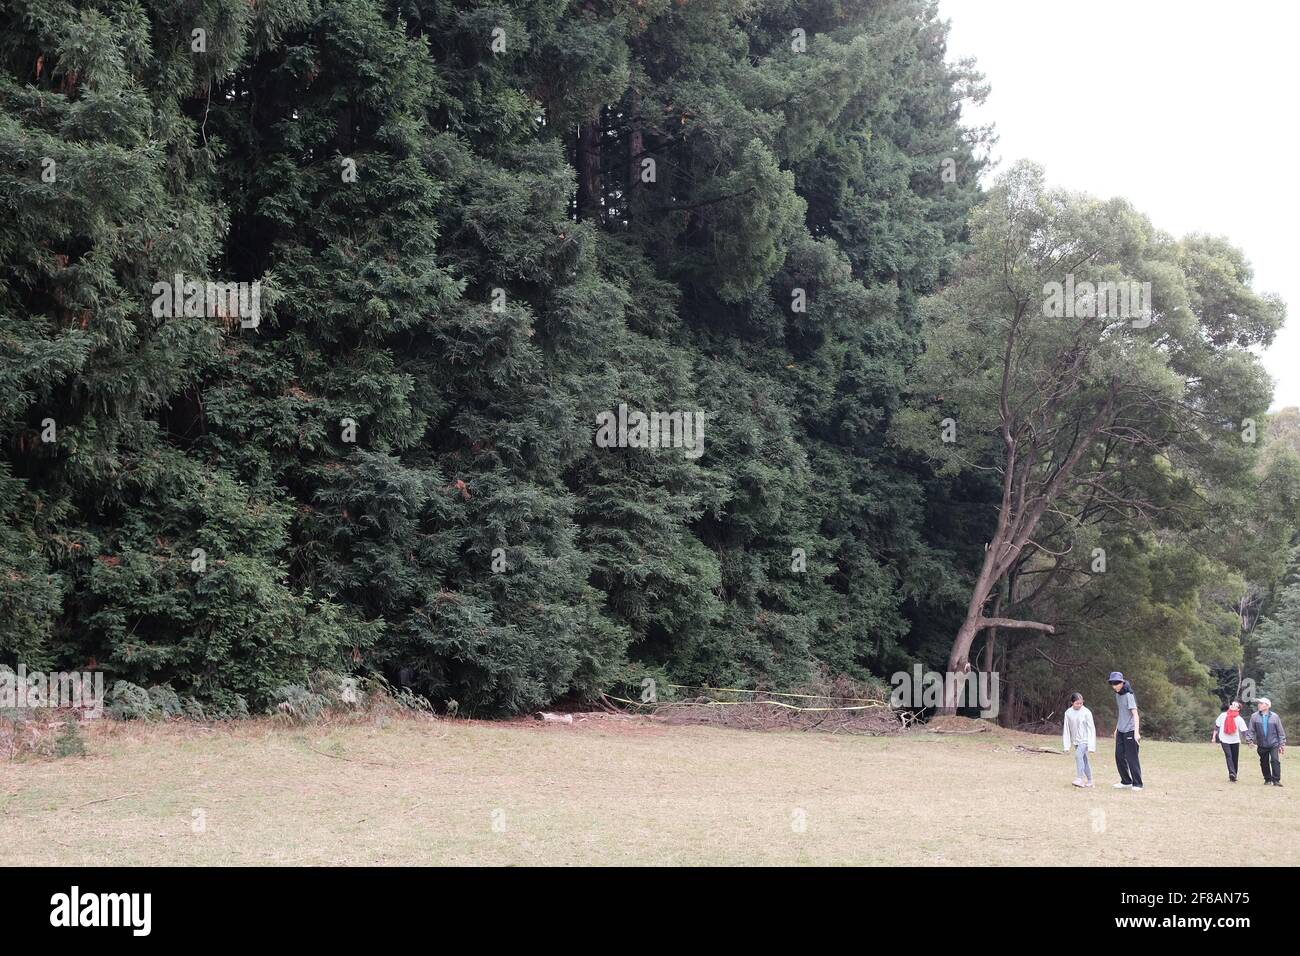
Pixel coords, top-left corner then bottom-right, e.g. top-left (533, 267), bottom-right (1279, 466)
top-left (1254, 547), bottom-right (1300, 715)
top-left (148, 684), bottom-right (184, 718)
top-left (107, 680), bottom-right (155, 720)
top-left (4, 0), bottom-right (1284, 732)
top-left (270, 683), bottom-right (327, 722)
top-left (202, 689), bottom-right (250, 720)
top-left (894, 162), bottom-right (1286, 735)
top-left (54, 711), bottom-right (86, 757)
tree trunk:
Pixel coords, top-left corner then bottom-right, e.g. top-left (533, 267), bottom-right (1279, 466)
top-left (983, 605), bottom-right (998, 723)
top-left (982, 589), bottom-right (1002, 675)
top-left (940, 540), bottom-right (1052, 714)
top-left (1004, 678), bottom-right (1020, 728)
top-left (941, 543), bottom-right (1003, 713)
top-left (936, 316), bottom-right (1114, 716)
top-left (576, 111), bottom-right (602, 220)
top-left (626, 90), bottom-right (642, 212)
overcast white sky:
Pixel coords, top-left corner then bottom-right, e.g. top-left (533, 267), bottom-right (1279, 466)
top-left (939, 0), bottom-right (1300, 408)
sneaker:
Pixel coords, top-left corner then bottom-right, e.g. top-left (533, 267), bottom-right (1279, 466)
top-left (1131, 786), bottom-right (1143, 791)
top-left (1229, 775), bottom-right (1236, 782)
top-left (1085, 780), bottom-right (1094, 788)
top-left (1113, 782), bottom-right (1132, 789)
top-left (1071, 778), bottom-right (1084, 787)
top-left (1275, 782), bottom-right (1283, 787)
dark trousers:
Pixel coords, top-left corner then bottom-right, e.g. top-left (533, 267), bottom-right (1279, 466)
top-left (1258, 745), bottom-right (1282, 783)
top-left (1220, 741), bottom-right (1239, 778)
top-left (1115, 731), bottom-right (1143, 786)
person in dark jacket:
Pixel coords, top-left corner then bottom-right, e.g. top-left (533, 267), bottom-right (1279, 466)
top-left (1108, 671), bottom-right (1142, 790)
top-left (1247, 698), bottom-right (1287, 786)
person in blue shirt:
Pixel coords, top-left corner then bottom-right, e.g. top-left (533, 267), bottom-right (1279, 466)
top-left (1247, 697), bottom-right (1287, 786)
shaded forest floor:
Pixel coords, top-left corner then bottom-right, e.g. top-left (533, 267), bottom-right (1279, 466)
top-left (4, 715), bottom-right (1295, 866)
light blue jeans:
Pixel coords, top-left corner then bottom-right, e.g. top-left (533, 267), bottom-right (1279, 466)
top-left (1074, 743), bottom-right (1092, 782)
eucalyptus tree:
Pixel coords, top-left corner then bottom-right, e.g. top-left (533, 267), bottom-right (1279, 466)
top-left (895, 162), bottom-right (1283, 711)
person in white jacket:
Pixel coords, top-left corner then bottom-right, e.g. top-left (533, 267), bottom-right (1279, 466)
top-left (1212, 700), bottom-right (1247, 782)
top-left (1063, 692), bottom-right (1097, 788)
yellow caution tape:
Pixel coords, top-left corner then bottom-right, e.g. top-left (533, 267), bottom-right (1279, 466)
top-left (603, 692), bottom-right (888, 713)
top-left (663, 683), bottom-right (886, 703)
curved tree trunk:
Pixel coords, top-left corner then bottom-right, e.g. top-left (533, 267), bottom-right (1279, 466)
top-left (939, 545), bottom-right (1053, 714)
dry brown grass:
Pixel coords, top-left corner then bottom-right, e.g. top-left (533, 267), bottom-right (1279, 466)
top-left (2, 714), bottom-right (1295, 865)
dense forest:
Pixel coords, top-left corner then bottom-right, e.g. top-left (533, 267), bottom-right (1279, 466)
top-left (3, 0), bottom-right (1297, 736)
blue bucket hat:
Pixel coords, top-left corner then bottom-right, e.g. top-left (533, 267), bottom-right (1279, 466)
top-left (1107, 671), bottom-right (1125, 683)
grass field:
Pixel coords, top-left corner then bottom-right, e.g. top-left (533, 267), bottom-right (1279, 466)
top-left (3, 716), bottom-right (1295, 866)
